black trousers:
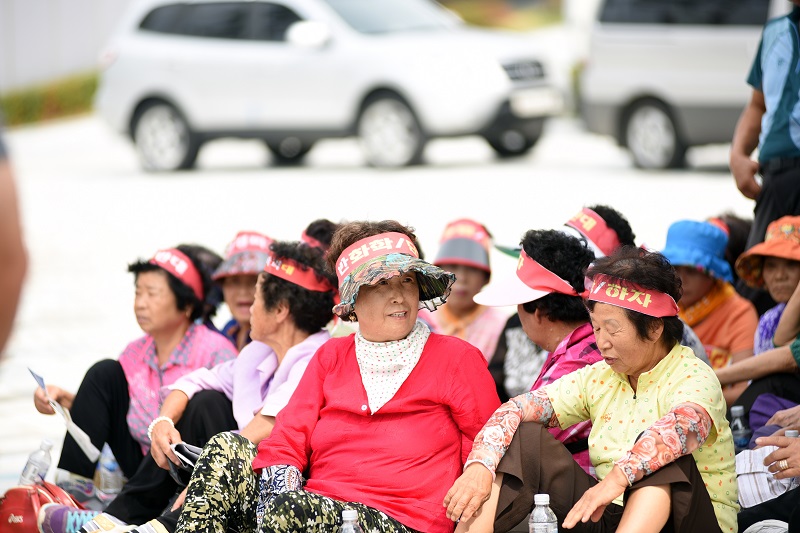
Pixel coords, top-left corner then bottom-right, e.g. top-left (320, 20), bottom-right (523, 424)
top-left (739, 165), bottom-right (800, 315)
top-left (58, 359), bottom-right (144, 479)
top-left (739, 486), bottom-right (800, 532)
top-left (104, 390), bottom-right (237, 527)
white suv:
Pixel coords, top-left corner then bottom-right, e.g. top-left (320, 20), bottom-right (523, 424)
top-left (95, 0), bottom-right (563, 170)
top-left (579, 0), bottom-right (787, 169)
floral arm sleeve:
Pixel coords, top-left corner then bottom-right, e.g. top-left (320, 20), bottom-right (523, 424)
top-left (261, 464), bottom-right (305, 494)
top-left (614, 403), bottom-right (712, 485)
top-left (464, 388), bottom-right (558, 475)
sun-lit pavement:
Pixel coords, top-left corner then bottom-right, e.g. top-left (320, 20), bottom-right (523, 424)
top-left (0, 111), bottom-right (751, 491)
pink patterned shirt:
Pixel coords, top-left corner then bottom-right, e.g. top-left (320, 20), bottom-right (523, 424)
top-left (118, 323), bottom-right (237, 452)
top-left (532, 322), bottom-right (602, 476)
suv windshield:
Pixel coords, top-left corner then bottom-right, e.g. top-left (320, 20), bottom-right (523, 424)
top-left (324, 0), bottom-right (457, 34)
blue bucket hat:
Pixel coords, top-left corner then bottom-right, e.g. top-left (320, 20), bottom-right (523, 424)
top-left (661, 220), bottom-right (733, 283)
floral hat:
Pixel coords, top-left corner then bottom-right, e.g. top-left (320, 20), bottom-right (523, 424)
top-left (332, 232), bottom-right (455, 318)
top-left (212, 231), bottom-right (272, 280)
top-left (736, 216), bottom-right (800, 288)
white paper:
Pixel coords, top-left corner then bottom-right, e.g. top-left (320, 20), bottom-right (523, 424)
top-left (29, 368), bottom-right (101, 462)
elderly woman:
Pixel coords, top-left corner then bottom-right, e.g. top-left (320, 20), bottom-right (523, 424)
top-left (175, 220), bottom-right (500, 533)
top-left (33, 246), bottom-right (237, 497)
top-left (49, 240), bottom-right (340, 533)
top-left (420, 218), bottom-right (507, 362)
top-left (445, 247), bottom-right (737, 533)
top-left (213, 231), bottom-right (273, 351)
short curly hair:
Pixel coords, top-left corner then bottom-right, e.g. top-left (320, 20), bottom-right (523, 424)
top-left (586, 246), bottom-right (683, 346)
top-left (519, 230), bottom-right (595, 323)
top-left (303, 218), bottom-right (340, 250)
top-left (128, 244), bottom-right (212, 322)
top-left (260, 240), bottom-right (337, 334)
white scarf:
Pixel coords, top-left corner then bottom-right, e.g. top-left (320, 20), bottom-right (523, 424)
top-left (355, 320), bottom-right (430, 414)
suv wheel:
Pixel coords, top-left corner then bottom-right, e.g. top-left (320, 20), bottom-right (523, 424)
top-left (485, 129), bottom-right (538, 158)
top-left (132, 102), bottom-right (200, 171)
top-left (623, 100), bottom-right (686, 170)
top-left (266, 138), bottom-right (313, 165)
top-left (358, 95), bottom-right (425, 168)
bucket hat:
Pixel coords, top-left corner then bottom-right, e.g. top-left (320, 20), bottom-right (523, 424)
top-left (661, 220), bottom-right (732, 283)
top-left (736, 216), bottom-right (800, 288)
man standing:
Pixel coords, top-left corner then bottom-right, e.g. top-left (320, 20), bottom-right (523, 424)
top-left (0, 127), bottom-right (27, 357)
top-left (730, 3), bottom-right (800, 312)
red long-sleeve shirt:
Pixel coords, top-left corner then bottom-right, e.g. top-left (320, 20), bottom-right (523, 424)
top-left (252, 333), bottom-right (500, 533)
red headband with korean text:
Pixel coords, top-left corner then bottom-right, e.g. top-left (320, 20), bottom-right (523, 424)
top-left (335, 232), bottom-right (419, 284)
top-left (264, 252), bottom-right (336, 293)
top-left (517, 250), bottom-right (583, 297)
top-left (588, 274), bottom-right (679, 317)
top-left (566, 208), bottom-right (622, 257)
top-left (225, 231), bottom-right (272, 257)
top-left (150, 249), bottom-right (204, 301)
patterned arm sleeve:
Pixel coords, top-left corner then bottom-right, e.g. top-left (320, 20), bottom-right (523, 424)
top-left (464, 388), bottom-right (558, 475)
top-left (261, 464), bottom-right (305, 494)
top-left (614, 403), bottom-right (712, 485)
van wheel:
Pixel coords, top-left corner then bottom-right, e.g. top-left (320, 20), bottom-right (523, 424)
top-left (623, 100), bottom-right (686, 170)
top-left (266, 138), bottom-right (313, 165)
top-left (358, 94), bottom-right (425, 168)
top-left (132, 102), bottom-right (200, 171)
top-left (485, 129), bottom-right (538, 158)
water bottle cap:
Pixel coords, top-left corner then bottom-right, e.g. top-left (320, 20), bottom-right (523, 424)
top-left (40, 439), bottom-right (54, 451)
top-left (342, 509), bottom-right (358, 521)
top-left (534, 494), bottom-right (550, 505)
top-left (731, 405), bottom-right (744, 417)
top-left (787, 430), bottom-right (799, 438)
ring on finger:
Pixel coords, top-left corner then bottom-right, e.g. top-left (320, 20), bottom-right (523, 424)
top-left (779, 459), bottom-right (790, 471)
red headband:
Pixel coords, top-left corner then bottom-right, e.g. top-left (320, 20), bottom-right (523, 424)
top-left (517, 250), bottom-right (582, 297)
top-left (264, 252), bottom-right (336, 293)
top-left (150, 249), bottom-right (204, 301)
top-left (300, 231), bottom-right (326, 250)
top-left (225, 231), bottom-right (272, 257)
top-left (566, 208), bottom-right (622, 257)
top-left (588, 274), bottom-right (679, 317)
top-left (335, 232), bottom-right (419, 284)
top-left (440, 219), bottom-right (491, 250)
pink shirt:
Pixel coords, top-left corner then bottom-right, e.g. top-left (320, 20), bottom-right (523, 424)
top-left (119, 323), bottom-right (236, 452)
top-left (532, 322), bottom-right (602, 476)
top-left (252, 333), bottom-right (500, 533)
top-left (166, 331), bottom-right (330, 429)
top-left (419, 307), bottom-right (508, 363)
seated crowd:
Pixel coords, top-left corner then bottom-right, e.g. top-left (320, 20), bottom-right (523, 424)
top-left (29, 208), bottom-right (800, 533)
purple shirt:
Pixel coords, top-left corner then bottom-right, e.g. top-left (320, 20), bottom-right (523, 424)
top-left (755, 303), bottom-right (786, 355)
top-left (166, 330), bottom-right (330, 429)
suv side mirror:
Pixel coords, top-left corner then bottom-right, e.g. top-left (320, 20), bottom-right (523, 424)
top-left (286, 21), bottom-right (332, 48)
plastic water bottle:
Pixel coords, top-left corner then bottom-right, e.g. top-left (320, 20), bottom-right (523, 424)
top-left (730, 405), bottom-right (752, 453)
top-left (339, 509), bottom-right (364, 533)
top-left (96, 444), bottom-right (124, 494)
top-left (19, 439), bottom-right (53, 485)
top-left (529, 493), bottom-right (558, 533)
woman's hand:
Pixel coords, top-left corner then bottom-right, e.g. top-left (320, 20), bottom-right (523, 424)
top-left (33, 385), bottom-right (74, 414)
top-left (757, 435), bottom-right (800, 480)
top-left (149, 419), bottom-right (182, 470)
top-left (767, 405), bottom-right (800, 428)
top-left (443, 463), bottom-right (494, 522)
top-left (563, 465), bottom-right (628, 529)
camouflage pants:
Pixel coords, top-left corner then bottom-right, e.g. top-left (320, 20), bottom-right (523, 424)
top-left (176, 431), bottom-right (260, 533)
top-left (258, 490), bottom-right (420, 533)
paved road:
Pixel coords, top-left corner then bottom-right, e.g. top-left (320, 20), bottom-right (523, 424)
top-left (0, 112), bottom-right (752, 491)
